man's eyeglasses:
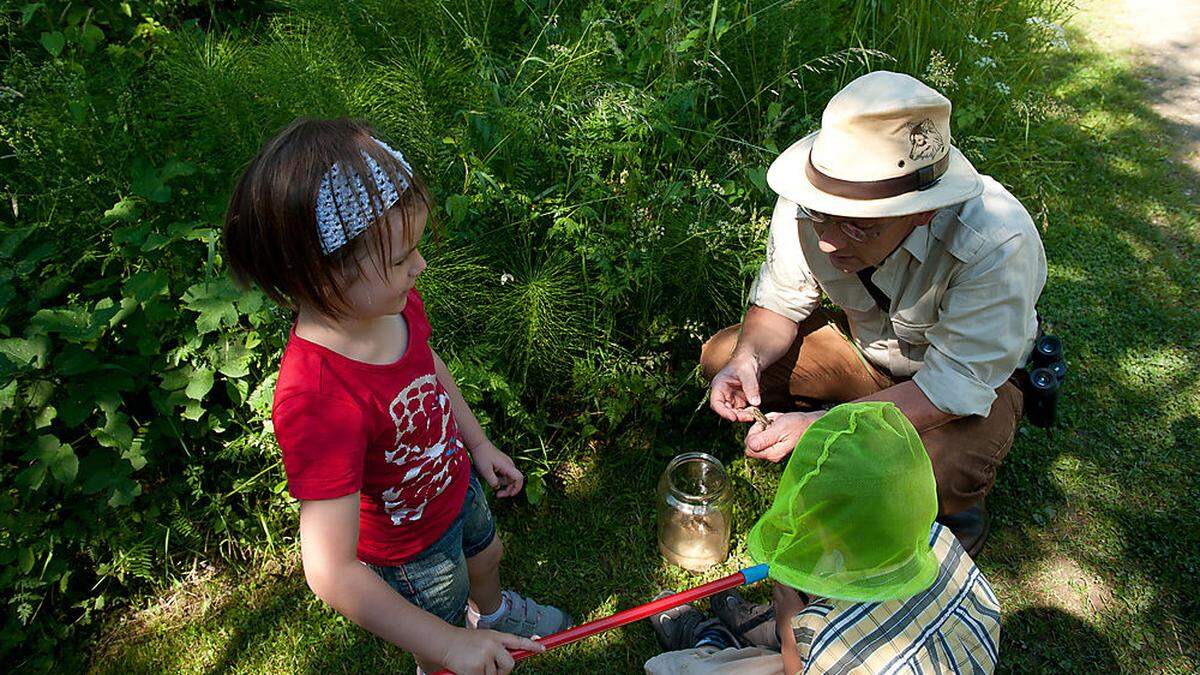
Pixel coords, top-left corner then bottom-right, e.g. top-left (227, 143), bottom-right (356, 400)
top-left (798, 205), bottom-right (883, 243)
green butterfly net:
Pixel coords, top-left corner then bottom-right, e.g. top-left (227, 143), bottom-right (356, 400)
top-left (747, 401), bottom-right (939, 602)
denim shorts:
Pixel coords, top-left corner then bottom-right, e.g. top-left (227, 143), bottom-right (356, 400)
top-left (364, 471), bottom-right (497, 626)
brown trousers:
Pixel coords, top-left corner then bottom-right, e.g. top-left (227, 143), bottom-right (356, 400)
top-left (700, 310), bottom-right (1024, 517)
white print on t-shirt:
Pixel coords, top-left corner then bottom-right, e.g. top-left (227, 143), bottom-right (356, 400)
top-left (381, 374), bottom-right (464, 525)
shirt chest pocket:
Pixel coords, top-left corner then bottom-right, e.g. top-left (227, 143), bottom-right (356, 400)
top-left (819, 278), bottom-right (878, 314)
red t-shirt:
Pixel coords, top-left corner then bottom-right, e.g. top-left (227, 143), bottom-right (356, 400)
top-left (271, 289), bottom-right (470, 565)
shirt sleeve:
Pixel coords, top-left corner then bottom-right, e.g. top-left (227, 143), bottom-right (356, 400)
top-left (914, 230), bottom-right (1046, 417)
top-left (272, 393), bottom-right (368, 500)
top-left (748, 196), bottom-right (822, 323)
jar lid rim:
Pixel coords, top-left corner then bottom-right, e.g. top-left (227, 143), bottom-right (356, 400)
top-left (665, 452), bottom-right (727, 503)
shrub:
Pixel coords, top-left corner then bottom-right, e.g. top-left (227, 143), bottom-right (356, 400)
top-left (0, 0), bottom-right (1071, 666)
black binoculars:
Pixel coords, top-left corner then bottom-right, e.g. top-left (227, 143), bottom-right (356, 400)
top-left (1023, 333), bottom-right (1066, 428)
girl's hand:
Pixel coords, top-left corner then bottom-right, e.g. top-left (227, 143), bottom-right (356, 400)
top-left (471, 441), bottom-right (524, 498)
top-left (438, 626), bottom-right (543, 675)
top-left (772, 582), bottom-right (810, 622)
top-left (744, 411), bottom-right (823, 463)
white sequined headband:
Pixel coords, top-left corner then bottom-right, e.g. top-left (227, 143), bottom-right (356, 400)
top-left (315, 138), bottom-right (413, 254)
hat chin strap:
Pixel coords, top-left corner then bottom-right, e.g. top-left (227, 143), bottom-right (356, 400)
top-left (805, 152), bottom-right (950, 200)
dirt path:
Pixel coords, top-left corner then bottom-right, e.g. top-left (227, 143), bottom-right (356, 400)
top-left (1079, 0), bottom-right (1200, 175)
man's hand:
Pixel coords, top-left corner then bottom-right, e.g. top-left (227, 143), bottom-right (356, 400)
top-left (744, 411), bottom-right (822, 463)
top-left (438, 626), bottom-right (544, 675)
top-left (710, 354), bottom-right (763, 422)
top-left (471, 441), bottom-right (524, 498)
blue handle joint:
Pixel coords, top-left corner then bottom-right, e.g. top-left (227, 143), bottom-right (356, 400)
top-left (741, 564), bottom-right (770, 585)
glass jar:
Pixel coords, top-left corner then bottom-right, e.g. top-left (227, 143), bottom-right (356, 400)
top-left (656, 452), bottom-right (732, 572)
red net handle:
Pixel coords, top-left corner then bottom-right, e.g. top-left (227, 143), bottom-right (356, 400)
top-left (431, 564), bottom-right (768, 674)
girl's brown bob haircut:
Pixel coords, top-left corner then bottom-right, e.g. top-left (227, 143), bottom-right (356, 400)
top-left (222, 117), bottom-right (431, 319)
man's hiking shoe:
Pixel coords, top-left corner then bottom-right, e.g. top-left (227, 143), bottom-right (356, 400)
top-left (475, 590), bottom-right (572, 638)
top-left (648, 591), bottom-right (742, 652)
top-left (710, 589), bottom-right (780, 650)
top-left (938, 502), bottom-right (992, 558)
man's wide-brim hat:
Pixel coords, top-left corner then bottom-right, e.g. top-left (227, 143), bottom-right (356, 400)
top-left (768, 71), bottom-right (984, 218)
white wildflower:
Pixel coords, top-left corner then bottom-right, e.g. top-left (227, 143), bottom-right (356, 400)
top-left (991, 30), bottom-right (1009, 41)
top-left (975, 56), bottom-right (997, 69)
top-left (1027, 16), bottom-right (1069, 51)
top-left (966, 33), bottom-right (986, 46)
top-left (500, 272), bottom-right (514, 285)
top-left (994, 82), bottom-right (1011, 95)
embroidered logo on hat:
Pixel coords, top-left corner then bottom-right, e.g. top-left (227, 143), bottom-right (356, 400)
top-left (908, 119), bottom-right (945, 161)
top-left (765, 71), bottom-right (985, 218)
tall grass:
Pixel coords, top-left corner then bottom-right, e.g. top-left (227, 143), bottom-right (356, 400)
top-left (0, 0), bottom-right (1072, 665)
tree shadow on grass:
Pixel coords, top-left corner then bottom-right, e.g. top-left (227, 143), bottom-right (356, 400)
top-left (978, 25), bottom-right (1200, 672)
top-left (1000, 605), bottom-right (1122, 674)
top-left (88, 11), bottom-right (1200, 675)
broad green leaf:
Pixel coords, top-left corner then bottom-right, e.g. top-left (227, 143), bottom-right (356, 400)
top-left (36, 274), bottom-right (70, 302)
top-left (226, 378), bottom-right (249, 407)
top-left (94, 409), bottom-right (133, 451)
top-left (34, 405), bottom-right (56, 429)
top-left (159, 157), bottom-right (197, 181)
top-left (0, 281), bottom-right (14, 310)
top-left (21, 3), bottom-right (43, 26)
top-left (57, 393), bottom-right (95, 428)
top-left (236, 289), bottom-right (264, 316)
top-left (36, 435), bottom-right (78, 484)
top-left (123, 270), bottom-right (169, 303)
top-left (444, 194), bottom-right (471, 225)
top-left (141, 232), bottom-right (170, 251)
top-left (745, 166), bottom-right (767, 195)
top-left (160, 365), bottom-right (193, 392)
top-left (16, 463), bottom-right (46, 491)
top-left (80, 23), bottom-right (104, 53)
top-left (40, 31), bottom-right (64, 56)
top-left (0, 227), bottom-right (35, 258)
top-left (108, 479), bottom-right (141, 507)
top-left (213, 336), bottom-right (250, 378)
top-left (14, 241), bottom-right (55, 275)
top-left (30, 308), bottom-right (91, 339)
top-left (103, 197), bottom-right (142, 223)
top-left (121, 430), bottom-right (148, 470)
top-left (79, 451), bottom-right (132, 496)
top-left (54, 345), bottom-right (101, 375)
top-left (49, 448), bottom-right (78, 484)
top-left (182, 399), bottom-right (205, 421)
top-left (0, 336), bottom-right (49, 369)
top-left (185, 367), bottom-right (214, 400)
top-left (18, 547), bottom-right (34, 575)
top-left (0, 381), bottom-right (17, 412)
top-left (247, 372), bottom-right (277, 415)
top-left (25, 379), bottom-right (54, 409)
top-left (182, 280), bottom-right (242, 334)
top-left (30, 302), bottom-right (119, 342)
top-left (525, 472), bottom-right (546, 505)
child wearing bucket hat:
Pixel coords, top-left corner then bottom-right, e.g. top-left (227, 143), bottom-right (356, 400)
top-left (644, 402), bottom-right (1000, 674)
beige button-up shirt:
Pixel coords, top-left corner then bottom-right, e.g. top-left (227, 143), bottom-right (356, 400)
top-left (749, 175), bottom-right (1047, 417)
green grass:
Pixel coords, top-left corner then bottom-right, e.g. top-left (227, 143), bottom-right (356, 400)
top-left (52, 2), bottom-right (1200, 674)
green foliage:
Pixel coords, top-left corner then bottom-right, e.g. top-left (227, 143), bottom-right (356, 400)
top-left (0, 0), bottom-right (1074, 668)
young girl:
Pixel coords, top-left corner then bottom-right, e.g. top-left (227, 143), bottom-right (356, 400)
top-left (222, 118), bottom-right (570, 674)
